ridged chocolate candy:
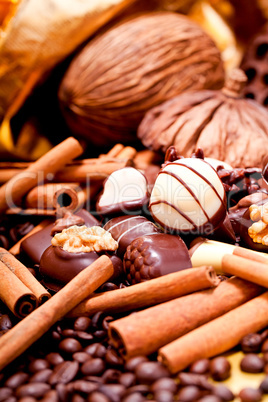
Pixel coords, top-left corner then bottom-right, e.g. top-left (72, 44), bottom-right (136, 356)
top-left (123, 233), bottom-right (192, 284)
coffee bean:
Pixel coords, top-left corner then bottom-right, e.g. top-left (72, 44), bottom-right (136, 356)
top-left (102, 316), bottom-right (114, 331)
top-left (0, 387), bottom-right (13, 401)
top-left (55, 383), bottom-right (68, 401)
top-left (76, 331), bottom-right (94, 342)
top-left (119, 372), bottom-right (136, 388)
top-left (154, 389), bottom-right (174, 401)
top-left (73, 351), bottom-right (92, 364)
top-left (71, 380), bottom-right (98, 395)
top-left (61, 328), bottom-right (77, 338)
top-left (240, 354), bottom-right (265, 373)
top-left (105, 348), bottom-right (124, 367)
top-left (93, 330), bottom-right (107, 340)
top-left (102, 368), bottom-right (121, 383)
top-left (49, 361), bottom-right (79, 385)
top-left (83, 376), bottom-right (105, 384)
top-left (238, 387), bottom-right (263, 402)
top-left (45, 352), bottom-right (64, 366)
top-left (0, 315), bottom-right (12, 331)
top-left (59, 338), bottom-right (82, 354)
top-left (88, 391), bottom-right (110, 402)
top-left (72, 394), bottom-right (86, 402)
top-left (74, 316), bottom-right (91, 332)
top-left (5, 372), bottom-right (29, 388)
top-left (241, 333), bottom-right (263, 353)
top-left (99, 384), bottom-right (126, 402)
top-left (125, 356), bottom-right (148, 372)
top-left (122, 392), bottom-right (145, 402)
top-left (28, 358), bottom-right (50, 373)
top-left (16, 397), bottom-right (36, 402)
top-left (16, 382), bottom-right (50, 398)
top-left (177, 385), bottom-right (201, 401)
top-left (29, 369), bottom-right (53, 383)
top-left (198, 396), bottom-right (222, 402)
top-left (189, 359), bottom-right (210, 375)
top-left (52, 331), bottom-right (61, 341)
top-left (178, 373), bottom-right (213, 391)
top-left (151, 377), bottom-right (177, 393)
top-left (99, 282), bottom-right (119, 292)
top-left (212, 385), bottom-right (234, 401)
top-left (81, 358), bottom-right (106, 376)
top-left (84, 343), bottom-right (107, 358)
top-left (42, 389), bottom-right (58, 402)
top-left (135, 362), bottom-right (170, 385)
top-left (263, 352), bottom-right (268, 362)
top-left (91, 312), bottom-right (105, 329)
top-left (210, 357), bottom-right (231, 381)
top-left (260, 376), bottom-right (268, 393)
top-left (124, 385), bottom-right (150, 396)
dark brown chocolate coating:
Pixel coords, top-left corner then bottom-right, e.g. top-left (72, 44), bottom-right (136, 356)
top-left (103, 215), bottom-right (162, 257)
top-left (39, 247), bottom-right (123, 291)
top-left (20, 209), bottom-right (100, 264)
top-left (123, 233), bottom-right (192, 284)
top-left (40, 246), bottom-right (99, 289)
top-left (240, 198), bottom-right (268, 252)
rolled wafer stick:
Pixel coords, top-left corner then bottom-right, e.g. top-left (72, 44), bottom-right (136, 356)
top-left (0, 248), bottom-right (51, 305)
top-left (99, 144), bottom-right (124, 158)
top-left (9, 219), bottom-right (52, 255)
top-left (68, 265), bottom-right (219, 318)
top-left (6, 208), bottom-right (56, 216)
top-left (158, 291), bottom-right (268, 373)
top-left (0, 137), bottom-right (83, 214)
top-left (189, 237), bottom-right (268, 273)
top-left (0, 260), bottom-right (37, 318)
top-left (0, 255), bottom-right (113, 371)
top-left (108, 277), bottom-right (263, 359)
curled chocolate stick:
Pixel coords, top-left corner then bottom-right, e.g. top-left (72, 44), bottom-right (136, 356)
top-left (158, 291), bottom-right (268, 373)
top-left (0, 260), bottom-right (37, 318)
top-left (68, 265), bottom-right (219, 317)
top-left (0, 248), bottom-right (51, 305)
top-left (0, 255), bottom-right (113, 371)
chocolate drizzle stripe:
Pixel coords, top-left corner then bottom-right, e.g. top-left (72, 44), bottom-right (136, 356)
top-left (149, 200), bottom-right (197, 229)
top-left (158, 170), bottom-right (210, 222)
top-left (106, 216), bottom-right (141, 233)
top-left (165, 161), bottom-right (226, 210)
top-left (116, 221), bottom-right (154, 244)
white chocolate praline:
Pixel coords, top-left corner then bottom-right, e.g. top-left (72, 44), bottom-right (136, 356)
top-left (149, 158), bottom-right (226, 233)
top-left (204, 157), bottom-right (233, 171)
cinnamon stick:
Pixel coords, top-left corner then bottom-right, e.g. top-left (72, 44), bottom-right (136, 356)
top-left (158, 291), bottom-right (268, 373)
top-left (9, 219), bottom-right (52, 256)
top-left (108, 277), bottom-right (263, 359)
top-left (0, 260), bottom-right (37, 318)
top-left (68, 265), bottom-right (219, 318)
top-left (54, 160), bottom-right (132, 182)
top-left (99, 144), bottom-right (124, 158)
top-left (0, 255), bottom-right (113, 371)
top-left (221, 254), bottom-right (268, 287)
top-left (0, 248), bottom-right (51, 305)
top-left (116, 146), bottom-right (137, 160)
top-left (24, 183), bottom-right (79, 209)
top-left (0, 137), bottom-right (83, 214)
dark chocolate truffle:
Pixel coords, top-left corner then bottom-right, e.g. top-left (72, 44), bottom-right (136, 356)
top-left (123, 233), bottom-right (192, 284)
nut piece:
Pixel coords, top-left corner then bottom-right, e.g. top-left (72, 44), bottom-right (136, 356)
top-left (248, 202), bottom-right (268, 245)
top-left (51, 225), bottom-right (118, 253)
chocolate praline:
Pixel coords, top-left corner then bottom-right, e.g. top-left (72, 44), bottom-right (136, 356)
top-left (39, 247), bottom-right (122, 292)
top-left (123, 233), bottom-right (192, 284)
top-left (103, 215), bottom-right (162, 257)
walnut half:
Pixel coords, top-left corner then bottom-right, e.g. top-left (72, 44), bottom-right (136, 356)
top-left (248, 203), bottom-right (268, 245)
top-left (51, 225), bottom-right (118, 253)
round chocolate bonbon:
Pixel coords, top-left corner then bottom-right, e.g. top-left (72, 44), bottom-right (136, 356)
top-left (149, 158), bottom-right (226, 235)
top-left (103, 215), bottom-right (161, 257)
top-left (123, 233), bottom-right (192, 284)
